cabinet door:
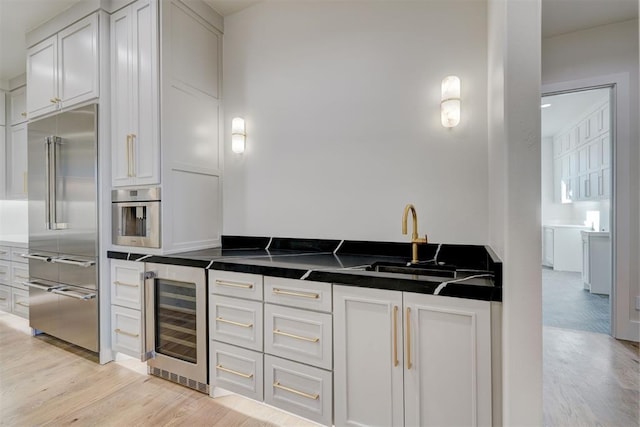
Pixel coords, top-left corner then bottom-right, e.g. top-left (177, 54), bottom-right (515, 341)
top-left (7, 124), bottom-right (28, 199)
top-left (110, 5), bottom-right (134, 186)
top-left (130, 0), bottom-right (159, 185)
top-left (600, 167), bottom-right (610, 198)
top-left (112, 304), bottom-right (144, 358)
top-left (543, 227), bottom-right (554, 267)
top-left (403, 293), bottom-right (492, 427)
top-left (111, 259), bottom-right (144, 309)
top-left (333, 285), bottom-right (404, 427)
top-left (9, 87), bottom-right (27, 125)
top-left (58, 14), bottom-right (99, 108)
top-left (11, 288), bottom-right (30, 319)
top-left (0, 284), bottom-right (10, 312)
top-left (582, 235), bottom-right (590, 289)
top-left (27, 35), bottom-right (58, 118)
top-left (111, 0), bottom-right (159, 187)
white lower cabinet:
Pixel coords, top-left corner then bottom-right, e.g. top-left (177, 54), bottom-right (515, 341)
top-left (264, 354), bottom-right (333, 426)
top-left (0, 284), bottom-right (11, 311)
top-left (110, 259), bottom-right (145, 358)
top-left (211, 341), bottom-right (263, 402)
top-left (0, 244), bottom-right (29, 318)
top-left (211, 295), bottom-right (263, 352)
top-left (11, 288), bottom-right (29, 318)
top-left (334, 285), bottom-right (493, 427)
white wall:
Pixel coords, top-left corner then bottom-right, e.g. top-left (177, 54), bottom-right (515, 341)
top-left (542, 18), bottom-right (639, 339)
top-left (222, 1), bottom-right (488, 244)
top-left (488, 0), bottom-right (542, 424)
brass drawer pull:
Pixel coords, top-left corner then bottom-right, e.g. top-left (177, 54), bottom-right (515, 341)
top-left (0, 297), bottom-right (6, 301)
top-left (273, 381), bottom-right (319, 400)
top-left (216, 364), bottom-right (253, 379)
top-left (215, 317), bottom-right (253, 328)
top-left (114, 280), bottom-right (139, 288)
top-left (115, 328), bottom-right (139, 338)
top-left (272, 288), bottom-right (319, 299)
top-left (0, 271), bottom-right (6, 275)
top-left (16, 301), bottom-right (30, 308)
top-left (406, 307), bottom-right (412, 370)
top-left (15, 275), bottom-right (30, 280)
top-left (215, 279), bottom-right (253, 289)
top-left (273, 329), bottom-right (319, 343)
top-left (393, 305), bottom-right (399, 367)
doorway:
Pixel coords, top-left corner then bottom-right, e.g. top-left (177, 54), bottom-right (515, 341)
top-left (540, 86), bottom-right (613, 335)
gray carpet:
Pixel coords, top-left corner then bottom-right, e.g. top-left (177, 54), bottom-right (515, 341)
top-left (542, 267), bottom-right (610, 334)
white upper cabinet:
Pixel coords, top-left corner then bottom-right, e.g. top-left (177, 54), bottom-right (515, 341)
top-left (111, 0), bottom-right (159, 187)
top-left (26, 13), bottom-right (99, 120)
top-left (9, 87), bottom-right (27, 125)
top-left (6, 123), bottom-right (28, 200)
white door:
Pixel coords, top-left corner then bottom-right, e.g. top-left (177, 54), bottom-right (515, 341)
top-left (333, 285), bottom-right (404, 427)
top-left (403, 293), bottom-right (492, 427)
top-left (9, 87), bottom-right (27, 125)
top-left (58, 14), bottom-right (99, 108)
top-left (7, 124), bottom-right (28, 199)
top-left (26, 35), bottom-right (58, 118)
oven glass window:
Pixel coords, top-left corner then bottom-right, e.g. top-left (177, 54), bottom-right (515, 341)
top-left (154, 278), bottom-right (197, 363)
top-left (121, 206), bottom-right (147, 237)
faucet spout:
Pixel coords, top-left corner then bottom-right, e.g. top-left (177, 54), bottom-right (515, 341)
top-left (402, 204), bottom-right (428, 263)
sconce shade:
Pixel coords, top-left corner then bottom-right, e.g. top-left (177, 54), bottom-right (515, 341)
top-left (231, 117), bottom-right (246, 153)
top-left (441, 75), bottom-right (461, 128)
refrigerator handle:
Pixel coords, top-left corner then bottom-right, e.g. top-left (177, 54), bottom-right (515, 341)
top-left (49, 136), bottom-right (68, 230)
top-left (44, 137), bottom-right (52, 230)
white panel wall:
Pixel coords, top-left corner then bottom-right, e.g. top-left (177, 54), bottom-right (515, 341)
top-left (222, 1), bottom-right (488, 244)
top-left (543, 19), bottom-right (639, 338)
top-left (488, 0), bottom-right (542, 425)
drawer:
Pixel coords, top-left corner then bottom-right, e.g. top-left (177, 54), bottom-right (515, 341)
top-left (0, 260), bottom-right (10, 285)
top-left (265, 304), bottom-right (332, 370)
top-left (209, 270), bottom-right (263, 301)
top-left (111, 260), bottom-right (145, 310)
top-left (0, 284), bottom-right (11, 312)
top-left (210, 341), bottom-right (264, 402)
top-left (0, 246), bottom-right (10, 261)
top-left (10, 247), bottom-right (28, 264)
top-left (10, 263), bottom-right (29, 290)
top-left (210, 295), bottom-right (263, 351)
top-left (264, 277), bottom-right (332, 312)
top-left (111, 305), bottom-right (143, 359)
top-left (264, 355), bottom-right (332, 426)
top-left (11, 288), bottom-right (29, 318)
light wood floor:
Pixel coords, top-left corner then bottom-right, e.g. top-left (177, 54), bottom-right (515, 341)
top-left (543, 326), bottom-right (639, 426)
top-left (2, 313), bottom-right (638, 426)
top-left (0, 312), bottom-right (316, 427)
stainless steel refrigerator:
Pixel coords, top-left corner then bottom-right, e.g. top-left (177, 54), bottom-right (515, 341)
top-left (24, 104), bottom-right (99, 353)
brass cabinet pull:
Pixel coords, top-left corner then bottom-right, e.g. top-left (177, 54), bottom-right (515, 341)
top-left (130, 134), bottom-right (136, 177)
top-left (0, 271), bottom-right (6, 275)
top-left (406, 307), bottom-right (412, 370)
top-left (21, 112), bottom-right (27, 117)
top-left (16, 301), bottom-right (30, 308)
top-left (15, 275), bottom-right (30, 280)
top-left (114, 280), bottom-right (139, 288)
top-left (273, 329), bottom-right (319, 343)
top-left (50, 98), bottom-right (57, 104)
top-left (0, 251), bottom-right (6, 255)
top-left (272, 288), bottom-right (319, 299)
top-left (216, 364), bottom-right (253, 379)
top-left (273, 381), bottom-right (319, 400)
top-left (215, 316), bottom-right (253, 328)
top-left (215, 279), bottom-right (253, 289)
top-left (0, 297), bottom-right (6, 301)
top-left (115, 328), bottom-right (139, 338)
top-left (393, 305), bottom-right (399, 367)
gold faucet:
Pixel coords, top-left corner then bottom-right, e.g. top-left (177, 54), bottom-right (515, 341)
top-left (402, 204), bottom-right (428, 263)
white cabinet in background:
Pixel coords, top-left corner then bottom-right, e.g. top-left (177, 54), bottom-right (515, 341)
top-left (333, 285), bottom-right (493, 427)
top-left (542, 225), bottom-right (591, 272)
top-left (111, 0), bottom-right (159, 187)
top-left (27, 14), bottom-right (99, 120)
top-left (9, 87), bottom-right (27, 125)
top-left (542, 227), bottom-right (554, 267)
top-left (6, 123), bottom-right (28, 199)
top-left (0, 244), bottom-right (29, 319)
top-left (582, 231), bottom-right (611, 295)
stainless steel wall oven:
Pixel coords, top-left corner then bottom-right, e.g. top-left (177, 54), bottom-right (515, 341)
top-left (144, 263), bottom-right (207, 393)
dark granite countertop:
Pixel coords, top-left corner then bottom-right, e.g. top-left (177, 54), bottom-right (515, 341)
top-left (107, 236), bottom-right (502, 302)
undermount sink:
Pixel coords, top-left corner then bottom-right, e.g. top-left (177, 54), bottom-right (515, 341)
top-left (366, 261), bottom-right (457, 279)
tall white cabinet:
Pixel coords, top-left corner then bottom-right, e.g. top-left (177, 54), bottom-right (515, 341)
top-left (333, 285), bottom-right (493, 427)
top-left (111, 0), bottom-right (159, 187)
top-left (109, 0), bottom-right (223, 252)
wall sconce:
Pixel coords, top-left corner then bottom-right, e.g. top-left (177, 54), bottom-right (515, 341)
top-left (441, 75), bottom-right (461, 128)
top-left (231, 117), bottom-right (246, 153)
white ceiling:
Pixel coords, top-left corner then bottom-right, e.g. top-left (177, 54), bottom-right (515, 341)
top-left (0, 0), bottom-right (637, 85)
top-left (541, 88), bottom-right (609, 138)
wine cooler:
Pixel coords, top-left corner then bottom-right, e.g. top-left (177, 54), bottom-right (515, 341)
top-left (145, 263), bottom-right (207, 393)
